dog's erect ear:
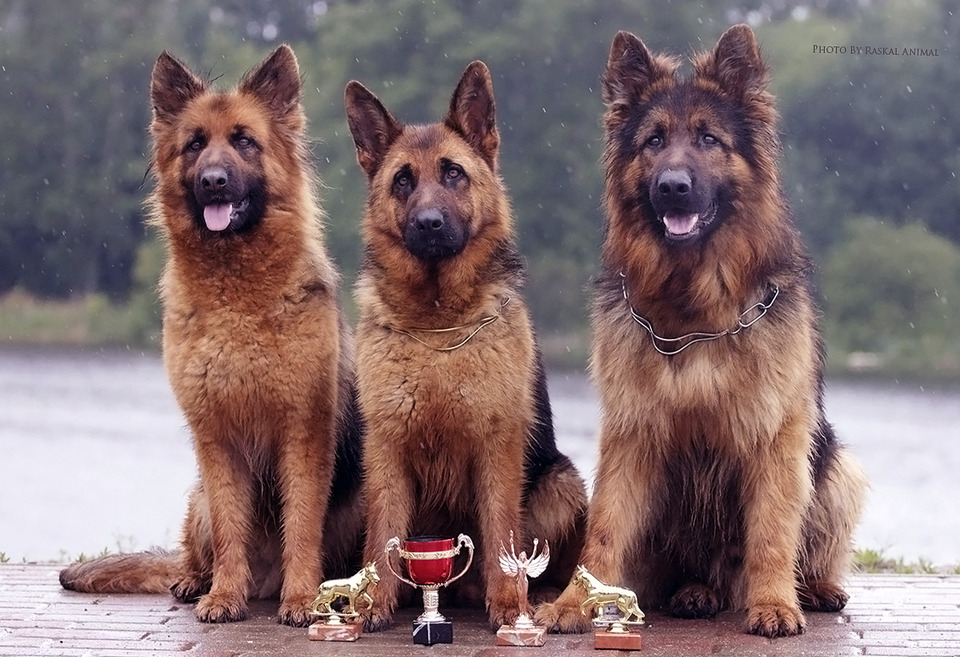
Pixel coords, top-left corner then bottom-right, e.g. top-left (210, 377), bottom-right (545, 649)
top-left (239, 44), bottom-right (303, 118)
top-left (445, 61), bottom-right (499, 170)
top-left (150, 51), bottom-right (206, 124)
top-left (344, 81), bottom-right (403, 178)
top-left (696, 24), bottom-right (769, 99)
top-left (602, 31), bottom-right (676, 110)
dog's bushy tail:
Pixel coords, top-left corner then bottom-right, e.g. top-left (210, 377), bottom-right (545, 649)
top-left (59, 550), bottom-right (180, 594)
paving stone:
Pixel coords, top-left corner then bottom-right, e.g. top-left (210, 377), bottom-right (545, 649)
top-left (1, 565), bottom-right (959, 656)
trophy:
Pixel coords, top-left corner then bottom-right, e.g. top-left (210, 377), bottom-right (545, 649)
top-left (496, 530), bottom-right (549, 647)
top-left (307, 562), bottom-right (380, 642)
top-left (384, 534), bottom-right (474, 645)
top-left (572, 566), bottom-right (644, 650)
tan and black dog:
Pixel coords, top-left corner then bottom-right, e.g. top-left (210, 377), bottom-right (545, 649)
top-left (59, 45), bottom-right (363, 627)
top-left (537, 25), bottom-right (867, 638)
top-left (344, 61), bottom-right (587, 631)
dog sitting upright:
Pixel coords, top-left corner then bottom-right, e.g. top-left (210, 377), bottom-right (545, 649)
top-left (344, 61), bottom-right (588, 631)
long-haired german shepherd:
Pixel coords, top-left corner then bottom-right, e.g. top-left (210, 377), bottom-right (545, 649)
top-left (59, 46), bottom-right (364, 627)
top-left (536, 25), bottom-right (866, 638)
top-left (344, 61), bottom-right (587, 631)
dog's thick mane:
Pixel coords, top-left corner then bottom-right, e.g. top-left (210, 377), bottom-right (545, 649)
top-left (597, 27), bottom-right (806, 331)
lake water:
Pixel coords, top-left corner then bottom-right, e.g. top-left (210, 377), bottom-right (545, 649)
top-left (1, 347), bottom-right (958, 566)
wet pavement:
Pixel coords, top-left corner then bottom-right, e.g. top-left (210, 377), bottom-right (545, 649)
top-left (2, 565), bottom-right (959, 656)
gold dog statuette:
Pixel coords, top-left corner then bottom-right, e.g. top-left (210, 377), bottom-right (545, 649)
top-left (307, 562), bottom-right (380, 642)
top-left (496, 530), bottom-right (550, 647)
top-left (572, 566), bottom-right (644, 651)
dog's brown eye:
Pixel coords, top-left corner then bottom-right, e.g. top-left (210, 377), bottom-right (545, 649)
top-left (702, 133), bottom-right (720, 146)
top-left (644, 135), bottom-right (663, 149)
top-left (445, 164), bottom-right (464, 181)
top-left (186, 138), bottom-right (204, 153)
top-left (393, 170), bottom-right (412, 193)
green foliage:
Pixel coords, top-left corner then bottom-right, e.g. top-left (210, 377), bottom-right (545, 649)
top-left (2, 0), bottom-right (959, 377)
top-left (854, 547), bottom-right (941, 574)
top-left (0, 238), bottom-right (162, 347)
top-left (775, 1), bottom-right (960, 255)
top-left (822, 217), bottom-right (960, 376)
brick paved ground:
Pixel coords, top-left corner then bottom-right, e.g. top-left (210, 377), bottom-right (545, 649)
top-left (1, 565), bottom-right (958, 656)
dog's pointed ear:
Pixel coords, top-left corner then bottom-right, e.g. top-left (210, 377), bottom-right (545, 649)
top-left (150, 51), bottom-right (206, 124)
top-left (602, 31), bottom-right (676, 110)
top-left (344, 81), bottom-right (403, 178)
top-left (695, 24), bottom-right (769, 99)
top-left (239, 44), bottom-right (303, 118)
top-left (445, 61), bottom-right (499, 170)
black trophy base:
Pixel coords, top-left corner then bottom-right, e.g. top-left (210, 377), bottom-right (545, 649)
top-left (412, 619), bottom-right (453, 645)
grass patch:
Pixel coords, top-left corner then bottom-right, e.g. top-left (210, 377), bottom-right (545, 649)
top-left (854, 548), bottom-right (946, 574)
top-left (0, 289), bottom-right (160, 349)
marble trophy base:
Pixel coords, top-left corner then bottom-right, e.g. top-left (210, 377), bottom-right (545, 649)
top-left (497, 625), bottom-right (546, 647)
top-left (594, 626), bottom-right (642, 650)
top-left (412, 618), bottom-right (453, 645)
top-left (308, 617), bottom-right (362, 641)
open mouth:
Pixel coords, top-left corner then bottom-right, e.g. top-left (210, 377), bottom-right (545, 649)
top-left (202, 198), bottom-right (249, 232)
top-left (660, 204), bottom-right (717, 241)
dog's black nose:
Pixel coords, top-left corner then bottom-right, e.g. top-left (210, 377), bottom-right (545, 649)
top-left (200, 167), bottom-right (229, 192)
top-left (413, 208), bottom-right (445, 231)
top-left (656, 169), bottom-right (692, 199)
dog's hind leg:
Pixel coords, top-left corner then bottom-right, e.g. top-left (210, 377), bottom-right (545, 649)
top-left (669, 582), bottom-right (721, 618)
top-left (523, 454), bottom-right (587, 598)
top-left (170, 484), bottom-right (213, 603)
top-left (798, 447), bottom-right (868, 612)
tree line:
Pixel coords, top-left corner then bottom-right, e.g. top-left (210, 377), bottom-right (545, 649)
top-left (1, 0), bottom-right (958, 374)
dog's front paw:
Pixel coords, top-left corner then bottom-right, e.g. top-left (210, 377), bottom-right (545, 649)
top-left (486, 579), bottom-right (527, 630)
top-left (670, 583), bottom-right (720, 619)
top-left (797, 580), bottom-right (849, 612)
top-left (277, 593), bottom-right (316, 627)
top-left (171, 574), bottom-right (210, 603)
top-left (195, 591), bottom-right (247, 623)
top-left (534, 587), bottom-right (593, 635)
top-left (744, 603), bottom-right (805, 637)
top-left (488, 601), bottom-right (533, 632)
top-left (361, 607), bottom-right (393, 633)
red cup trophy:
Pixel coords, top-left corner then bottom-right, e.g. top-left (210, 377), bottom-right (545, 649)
top-left (384, 534), bottom-right (474, 645)
top-left (573, 566), bottom-right (645, 650)
top-left (307, 562), bottom-right (380, 642)
top-left (496, 530), bottom-right (549, 647)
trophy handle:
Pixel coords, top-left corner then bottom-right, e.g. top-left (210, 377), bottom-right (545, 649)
top-left (442, 533), bottom-right (475, 587)
top-left (384, 536), bottom-right (419, 589)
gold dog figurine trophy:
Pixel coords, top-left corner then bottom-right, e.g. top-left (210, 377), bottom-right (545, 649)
top-left (573, 566), bottom-right (645, 650)
top-left (307, 562), bottom-right (380, 641)
top-left (496, 530), bottom-right (550, 646)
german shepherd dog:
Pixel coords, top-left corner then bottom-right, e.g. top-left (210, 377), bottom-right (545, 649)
top-left (344, 61), bottom-right (588, 630)
top-left (536, 26), bottom-right (866, 637)
top-left (59, 46), bottom-right (364, 627)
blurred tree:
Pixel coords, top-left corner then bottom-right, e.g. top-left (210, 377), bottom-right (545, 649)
top-left (1, 0), bottom-right (958, 370)
top-left (822, 217), bottom-right (960, 371)
top-left (775, 0), bottom-right (960, 255)
top-left (0, 0), bottom-right (174, 299)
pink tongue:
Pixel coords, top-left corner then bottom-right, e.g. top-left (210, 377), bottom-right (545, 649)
top-left (203, 204), bottom-right (232, 231)
top-left (664, 212), bottom-right (698, 236)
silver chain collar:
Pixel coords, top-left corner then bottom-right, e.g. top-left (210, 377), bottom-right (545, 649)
top-left (619, 271), bottom-right (779, 356)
